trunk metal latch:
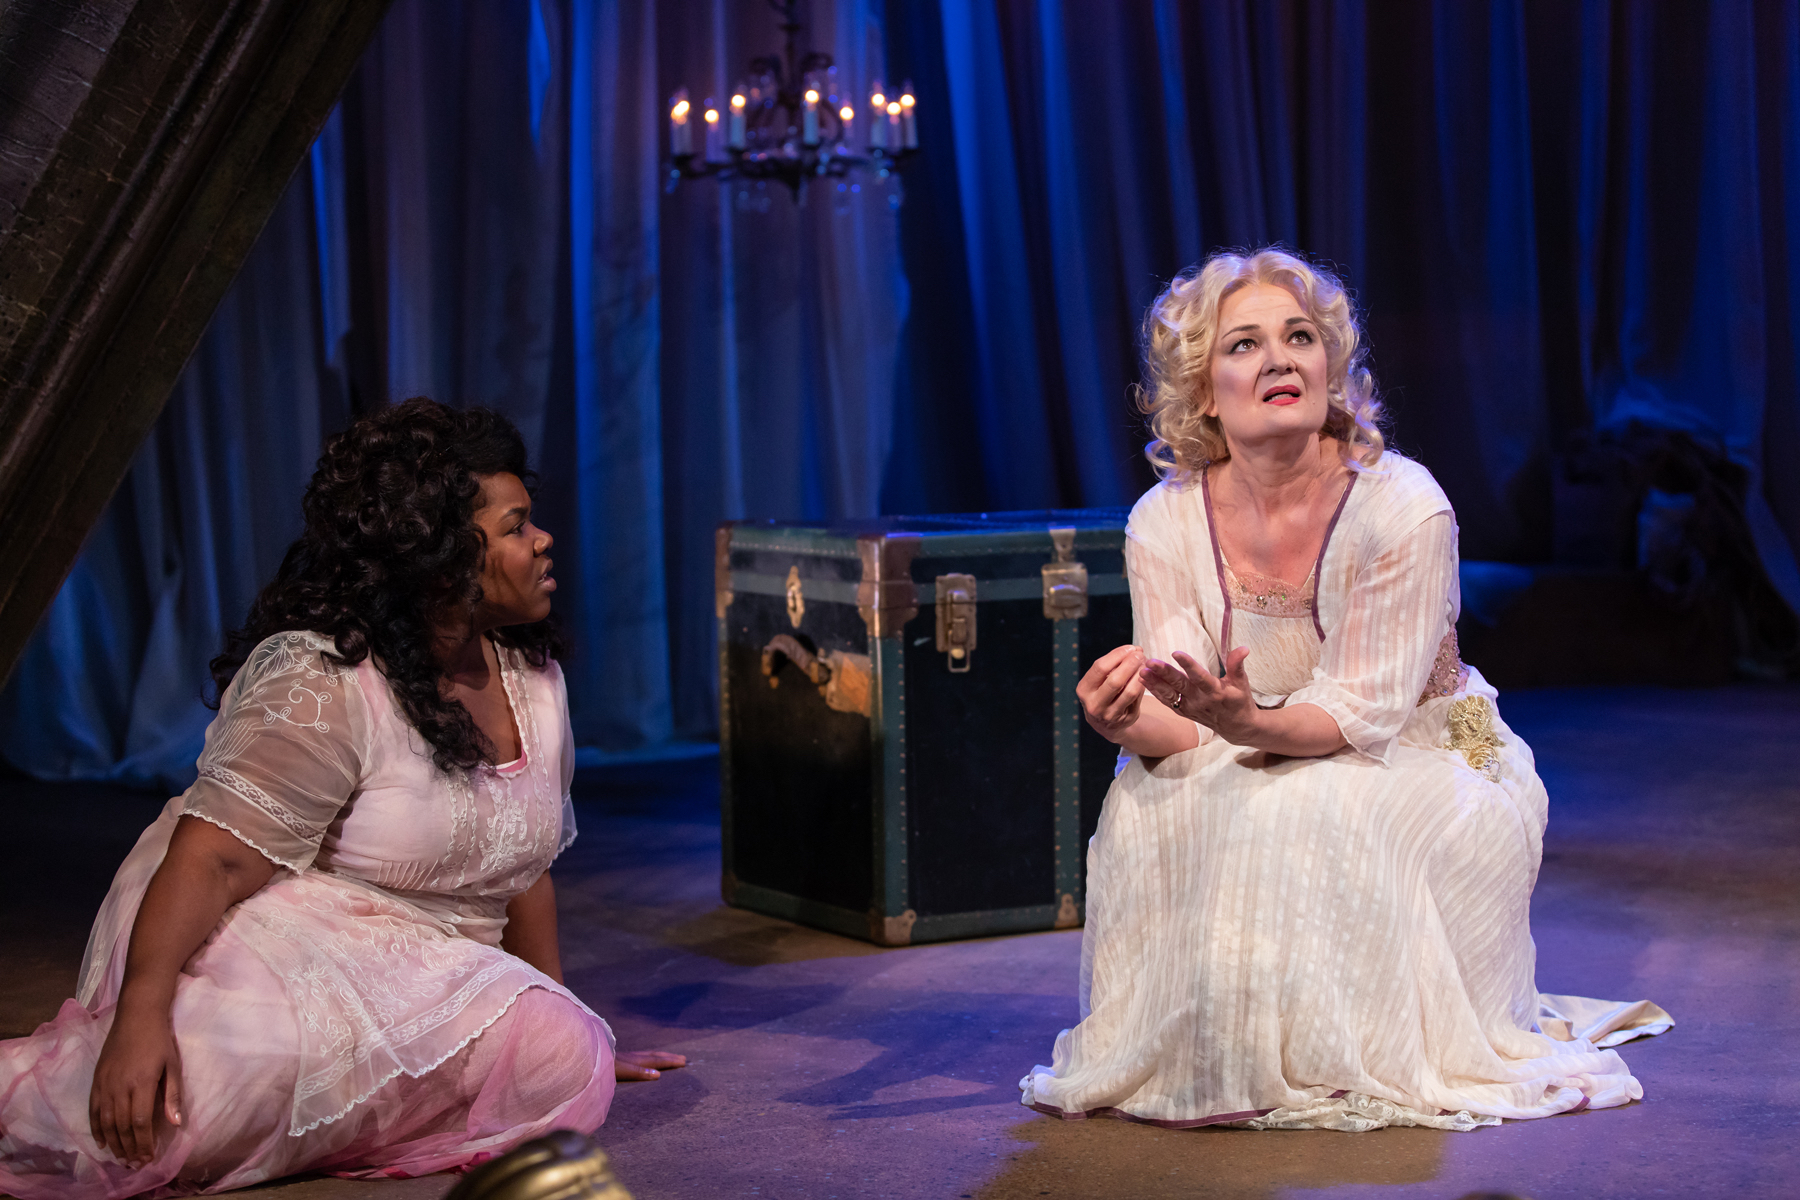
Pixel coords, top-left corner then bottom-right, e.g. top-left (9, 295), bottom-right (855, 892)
top-left (935, 573), bottom-right (978, 672)
top-left (1042, 527), bottom-right (1089, 619)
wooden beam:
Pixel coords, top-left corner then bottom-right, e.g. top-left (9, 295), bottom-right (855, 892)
top-left (0, 0), bottom-right (394, 687)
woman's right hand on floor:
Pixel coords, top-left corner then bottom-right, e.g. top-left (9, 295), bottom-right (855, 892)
top-left (1079, 645), bottom-right (1149, 743)
top-left (89, 1003), bottom-right (183, 1168)
top-left (615, 1049), bottom-right (687, 1081)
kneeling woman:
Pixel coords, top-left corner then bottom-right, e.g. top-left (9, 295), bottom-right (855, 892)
top-left (1022, 249), bottom-right (1670, 1131)
top-left (1, 399), bottom-right (682, 1196)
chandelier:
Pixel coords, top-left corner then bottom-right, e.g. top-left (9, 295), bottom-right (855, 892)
top-left (666, 0), bottom-right (918, 203)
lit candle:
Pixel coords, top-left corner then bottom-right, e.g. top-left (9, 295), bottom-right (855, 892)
top-left (703, 100), bottom-right (724, 162)
top-left (728, 92), bottom-right (747, 150)
top-left (803, 87), bottom-right (820, 146)
top-left (900, 83), bottom-right (917, 149)
top-left (669, 89), bottom-right (691, 157)
top-left (869, 87), bottom-right (888, 149)
top-left (838, 104), bottom-right (854, 149)
top-left (886, 100), bottom-right (901, 152)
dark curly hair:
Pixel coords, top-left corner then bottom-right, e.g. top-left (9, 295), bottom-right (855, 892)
top-left (211, 398), bottom-right (567, 772)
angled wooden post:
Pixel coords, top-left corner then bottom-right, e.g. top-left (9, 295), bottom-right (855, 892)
top-left (0, 0), bottom-right (395, 688)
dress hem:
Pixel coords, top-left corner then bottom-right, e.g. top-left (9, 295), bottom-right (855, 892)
top-left (289, 979), bottom-right (562, 1137)
top-left (1025, 1101), bottom-right (1277, 1129)
top-left (1024, 1086), bottom-right (1535, 1131)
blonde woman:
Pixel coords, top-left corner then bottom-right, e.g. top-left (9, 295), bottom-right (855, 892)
top-left (1020, 248), bottom-right (1670, 1131)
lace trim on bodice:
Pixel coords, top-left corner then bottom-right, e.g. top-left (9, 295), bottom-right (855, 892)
top-left (1222, 559), bottom-right (1316, 619)
top-left (367, 640), bottom-right (562, 898)
top-left (428, 643), bottom-right (548, 892)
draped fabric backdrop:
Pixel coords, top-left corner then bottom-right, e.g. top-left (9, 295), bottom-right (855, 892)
top-left (0, 0), bottom-right (906, 786)
top-left (2, 0), bottom-right (1796, 789)
top-left (882, 0), bottom-right (1800, 602)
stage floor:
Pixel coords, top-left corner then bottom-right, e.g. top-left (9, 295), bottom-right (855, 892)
top-left (3, 684), bottom-right (1796, 1199)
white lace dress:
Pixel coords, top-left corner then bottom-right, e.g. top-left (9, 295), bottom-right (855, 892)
top-left (0, 632), bottom-right (616, 1198)
top-left (1020, 453), bottom-right (1671, 1131)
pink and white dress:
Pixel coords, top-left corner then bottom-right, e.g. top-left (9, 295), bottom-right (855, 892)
top-left (0, 631), bottom-right (615, 1198)
top-left (1021, 453), bottom-right (1672, 1131)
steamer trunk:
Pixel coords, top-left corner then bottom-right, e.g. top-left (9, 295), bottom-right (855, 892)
top-left (717, 512), bottom-right (1132, 946)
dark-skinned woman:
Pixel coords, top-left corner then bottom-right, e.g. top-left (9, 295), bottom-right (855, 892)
top-left (0, 399), bottom-right (682, 1197)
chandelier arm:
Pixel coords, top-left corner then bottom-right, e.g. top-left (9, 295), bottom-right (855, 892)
top-left (778, 3), bottom-right (803, 110)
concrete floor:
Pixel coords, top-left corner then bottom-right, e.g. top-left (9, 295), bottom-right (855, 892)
top-left (3, 684), bottom-right (1797, 1199)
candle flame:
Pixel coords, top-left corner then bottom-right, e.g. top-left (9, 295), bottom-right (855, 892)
top-left (871, 92), bottom-right (886, 108)
top-left (705, 109), bottom-right (719, 124)
top-left (804, 88), bottom-right (820, 104)
top-left (731, 94), bottom-right (746, 110)
top-left (901, 94), bottom-right (915, 109)
top-left (886, 101), bottom-right (901, 116)
top-left (672, 99), bottom-right (690, 120)
top-left (839, 105), bottom-right (855, 121)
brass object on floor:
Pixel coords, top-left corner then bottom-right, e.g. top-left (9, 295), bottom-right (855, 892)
top-left (443, 1130), bottom-right (632, 1200)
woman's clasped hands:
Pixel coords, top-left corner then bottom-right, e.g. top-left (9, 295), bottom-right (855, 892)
top-left (1079, 643), bottom-right (1346, 760)
top-left (1140, 647), bottom-right (1260, 743)
top-left (1078, 643), bottom-right (1259, 749)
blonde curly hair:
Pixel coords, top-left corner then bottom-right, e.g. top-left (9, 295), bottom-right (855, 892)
top-left (1140, 247), bottom-right (1384, 482)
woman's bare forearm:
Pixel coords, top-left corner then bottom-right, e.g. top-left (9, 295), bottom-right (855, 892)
top-left (1114, 695), bottom-right (1202, 759)
top-left (501, 872), bottom-right (563, 983)
top-left (1131, 700), bottom-right (1343, 759)
top-left (1228, 701), bottom-right (1347, 757)
top-left (116, 817), bottom-right (276, 1017)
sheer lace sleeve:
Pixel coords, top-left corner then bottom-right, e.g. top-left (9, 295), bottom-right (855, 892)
top-left (1287, 512), bottom-right (1458, 764)
top-left (1125, 526), bottom-right (1221, 749)
top-left (180, 631), bottom-right (368, 871)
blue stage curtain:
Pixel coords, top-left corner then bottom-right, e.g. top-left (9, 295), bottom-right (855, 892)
top-left (653, 0), bottom-right (910, 737)
top-left (880, 0), bottom-right (1369, 514)
top-left (882, 0), bottom-right (1800, 611)
top-left (3, 0), bottom-right (1797, 789)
